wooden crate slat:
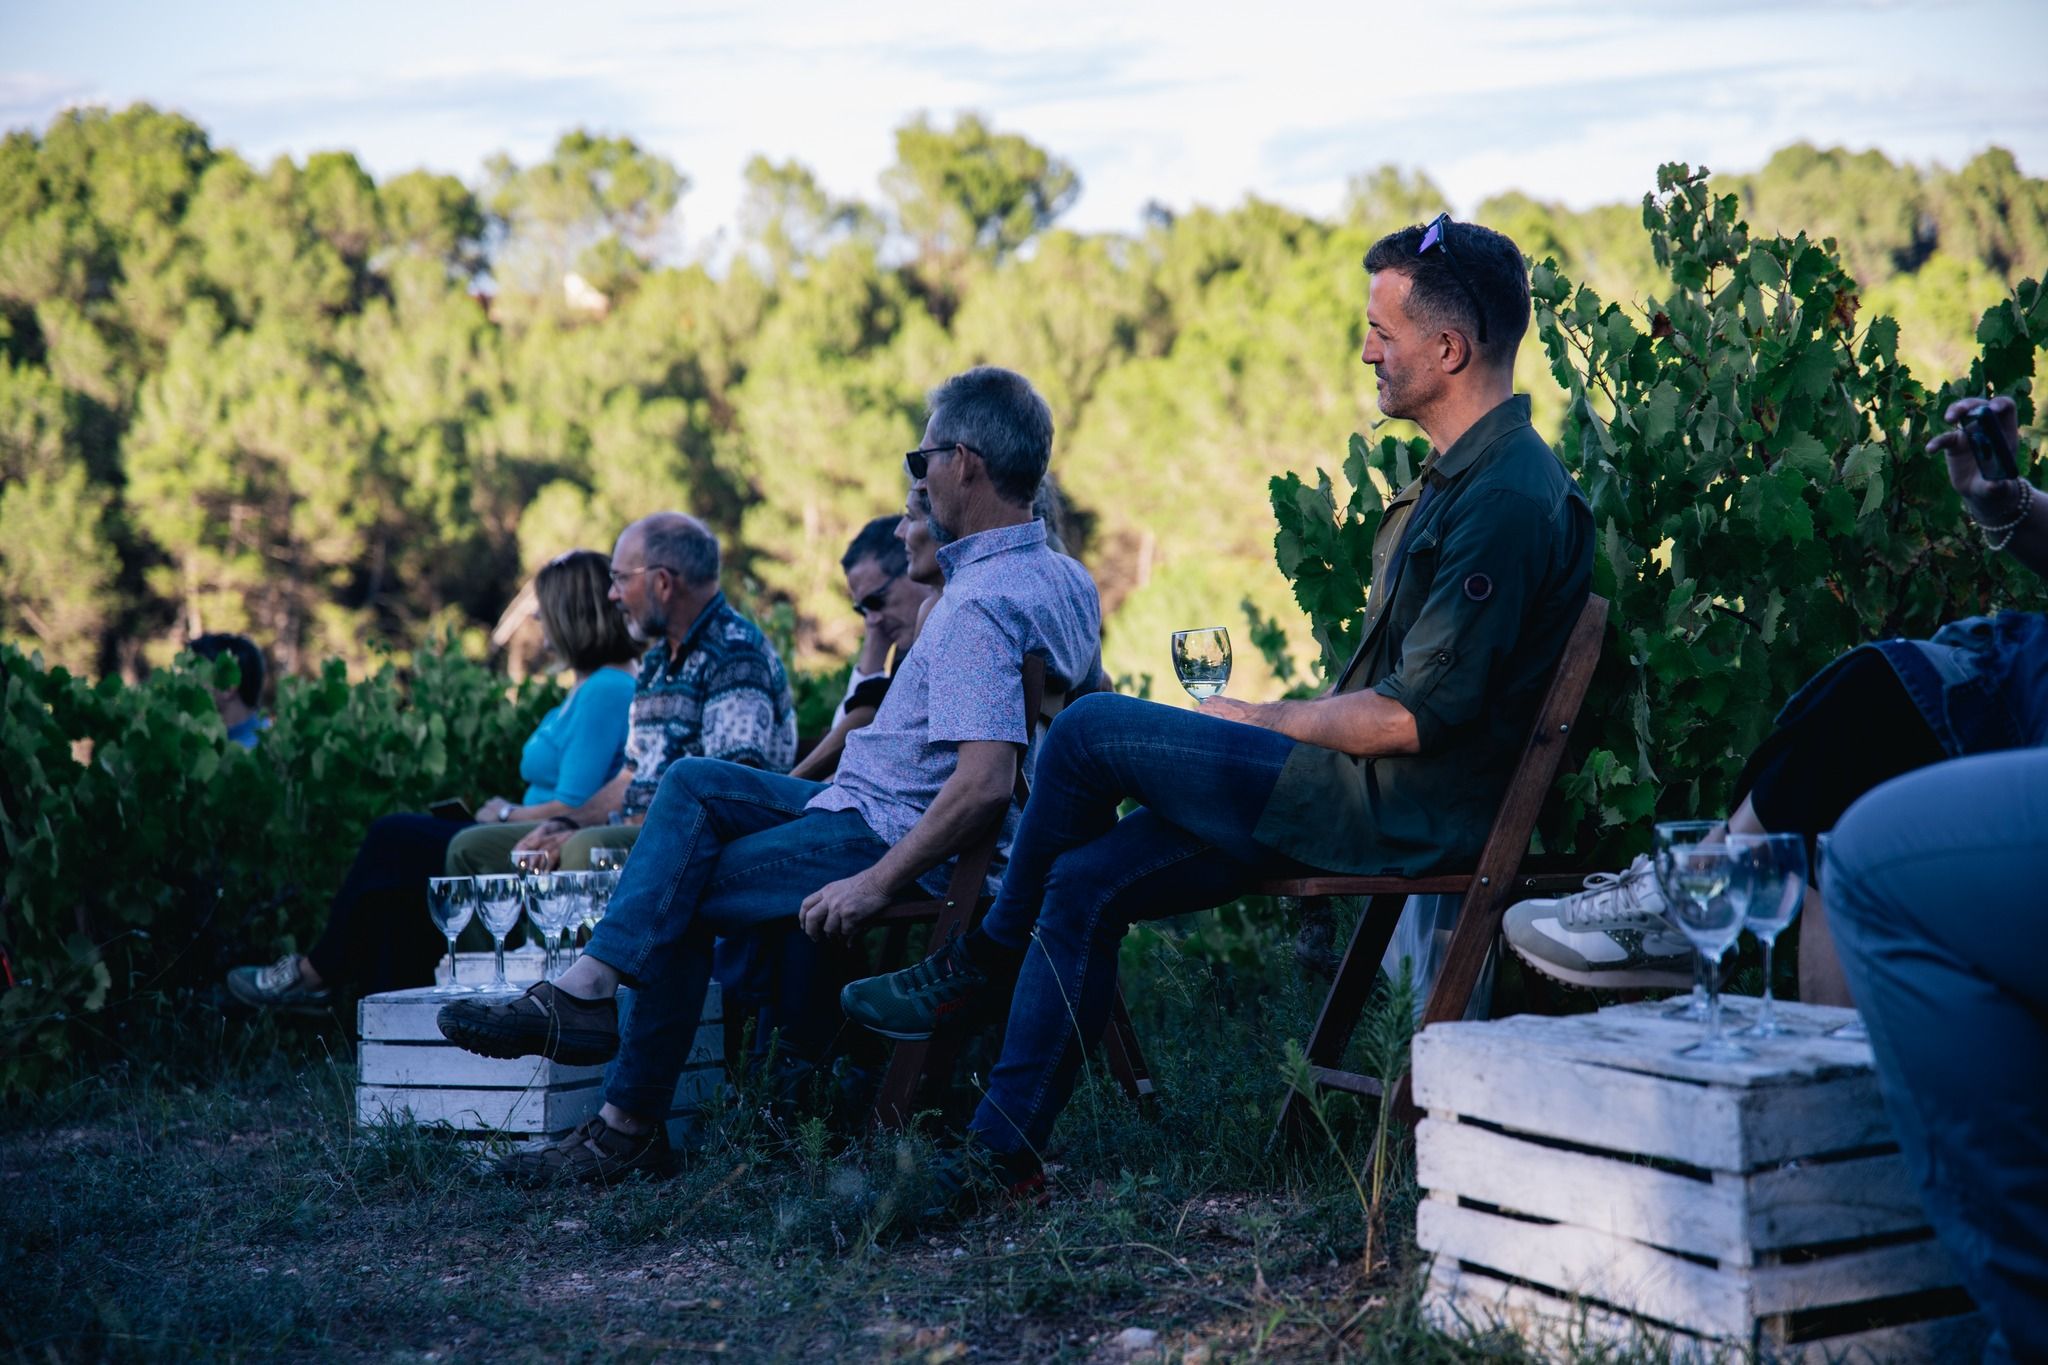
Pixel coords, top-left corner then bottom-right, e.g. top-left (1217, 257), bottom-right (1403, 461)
top-left (1415, 1117), bottom-right (1750, 1264)
top-left (358, 1082), bottom-right (601, 1132)
top-left (1744, 1150), bottom-right (1927, 1249)
top-left (1414, 1022), bottom-right (1888, 1171)
top-left (1748, 1236), bottom-right (1963, 1317)
top-left (1417, 1197), bottom-right (1752, 1339)
top-left (1423, 1260), bottom-right (1985, 1364)
top-left (358, 1043), bottom-right (603, 1088)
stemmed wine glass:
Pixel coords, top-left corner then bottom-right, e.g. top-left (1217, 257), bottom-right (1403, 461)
top-left (1654, 838), bottom-right (1750, 1062)
top-left (1814, 832), bottom-right (1869, 1042)
top-left (1728, 833), bottom-right (1806, 1039)
top-left (1171, 627), bottom-right (1231, 700)
top-left (523, 868), bottom-right (566, 980)
top-left (472, 874), bottom-right (525, 993)
top-left (585, 868), bottom-right (618, 934)
top-left (1655, 820), bottom-right (1725, 1021)
top-left (425, 876), bottom-right (477, 994)
top-left (588, 845), bottom-right (627, 873)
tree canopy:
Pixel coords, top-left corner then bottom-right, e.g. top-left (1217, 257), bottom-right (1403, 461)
top-left (2, 108), bottom-right (2042, 698)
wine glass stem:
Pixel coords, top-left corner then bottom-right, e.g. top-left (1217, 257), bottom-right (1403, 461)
top-left (446, 935), bottom-right (460, 989)
top-left (1692, 953), bottom-right (1708, 1013)
top-left (1703, 951), bottom-right (1725, 1050)
top-left (493, 937), bottom-right (508, 989)
top-left (1758, 938), bottom-right (1777, 1028)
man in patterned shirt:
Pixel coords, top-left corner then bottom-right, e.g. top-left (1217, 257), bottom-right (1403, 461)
top-left (438, 367), bottom-right (1103, 1187)
top-left (443, 512), bottom-right (797, 876)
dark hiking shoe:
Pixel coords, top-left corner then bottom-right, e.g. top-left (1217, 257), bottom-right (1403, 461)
top-left (840, 933), bottom-right (990, 1041)
top-left (225, 955), bottom-right (333, 1015)
top-left (917, 1143), bottom-right (1048, 1223)
top-left (437, 981), bottom-right (619, 1065)
top-left (498, 1115), bottom-right (673, 1188)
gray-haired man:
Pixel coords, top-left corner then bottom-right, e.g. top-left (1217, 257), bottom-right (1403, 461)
top-left (437, 367), bottom-right (1103, 1185)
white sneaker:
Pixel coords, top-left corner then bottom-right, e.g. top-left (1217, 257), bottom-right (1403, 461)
top-left (1502, 856), bottom-right (1695, 989)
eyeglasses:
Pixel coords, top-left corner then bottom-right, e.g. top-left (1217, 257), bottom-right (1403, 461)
top-left (607, 565), bottom-right (678, 587)
top-left (1418, 213), bottom-right (1489, 345)
top-left (852, 573), bottom-right (901, 616)
top-left (904, 442), bottom-right (982, 480)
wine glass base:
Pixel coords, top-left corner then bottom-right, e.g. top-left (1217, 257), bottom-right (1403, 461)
top-left (1662, 998), bottom-right (1753, 1023)
top-left (1830, 1019), bottom-right (1869, 1042)
top-left (1729, 1017), bottom-right (1788, 1040)
top-left (1677, 1036), bottom-right (1756, 1063)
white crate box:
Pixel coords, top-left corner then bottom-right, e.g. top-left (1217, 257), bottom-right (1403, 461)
top-left (1414, 998), bottom-right (1986, 1364)
top-left (357, 975), bottom-right (724, 1147)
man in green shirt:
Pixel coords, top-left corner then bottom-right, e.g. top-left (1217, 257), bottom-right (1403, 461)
top-left (840, 216), bottom-right (1592, 1207)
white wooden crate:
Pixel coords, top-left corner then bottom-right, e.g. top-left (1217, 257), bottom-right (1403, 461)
top-left (1414, 998), bottom-right (1985, 1363)
top-left (357, 978), bottom-right (724, 1146)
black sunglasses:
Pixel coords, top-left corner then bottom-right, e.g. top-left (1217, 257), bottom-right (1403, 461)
top-left (1418, 213), bottom-right (1489, 345)
top-left (852, 573), bottom-right (901, 616)
top-left (904, 441), bottom-right (982, 480)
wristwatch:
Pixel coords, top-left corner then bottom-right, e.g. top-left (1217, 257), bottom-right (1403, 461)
top-left (496, 802), bottom-right (513, 822)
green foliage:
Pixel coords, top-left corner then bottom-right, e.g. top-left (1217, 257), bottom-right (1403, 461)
top-left (0, 639), bottom-right (559, 1097)
top-left (1268, 164), bottom-right (2047, 860)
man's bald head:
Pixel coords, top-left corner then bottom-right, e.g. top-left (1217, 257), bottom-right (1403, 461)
top-left (619, 512), bottom-right (719, 587)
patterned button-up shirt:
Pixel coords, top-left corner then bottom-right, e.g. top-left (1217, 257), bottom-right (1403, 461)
top-left (808, 519), bottom-right (1102, 891)
top-left (622, 591), bottom-right (797, 819)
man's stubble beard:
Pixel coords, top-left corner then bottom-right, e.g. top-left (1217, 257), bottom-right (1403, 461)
top-left (925, 512), bottom-right (957, 547)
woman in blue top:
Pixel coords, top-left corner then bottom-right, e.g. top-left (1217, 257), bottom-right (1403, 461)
top-left (226, 550), bottom-right (641, 1012)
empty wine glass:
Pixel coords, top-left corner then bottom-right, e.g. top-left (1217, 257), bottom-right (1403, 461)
top-left (473, 874), bottom-right (525, 993)
top-left (587, 845), bottom-right (627, 873)
top-left (510, 846), bottom-right (551, 876)
top-left (1171, 627), bottom-right (1231, 701)
top-left (1655, 839), bottom-right (1751, 1062)
top-left (523, 869), bottom-right (563, 979)
top-left (1728, 833), bottom-right (1806, 1039)
top-left (1814, 832), bottom-right (1869, 1042)
top-left (1655, 820), bottom-right (1724, 1021)
top-left (425, 876), bottom-right (477, 994)
top-left (584, 868), bottom-right (618, 932)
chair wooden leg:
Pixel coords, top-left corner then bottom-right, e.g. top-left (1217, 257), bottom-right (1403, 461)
top-left (869, 898), bottom-right (976, 1131)
top-left (1102, 984), bottom-right (1156, 1108)
top-left (1387, 880), bottom-right (1514, 1125)
top-left (1274, 893), bottom-right (1407, 1148)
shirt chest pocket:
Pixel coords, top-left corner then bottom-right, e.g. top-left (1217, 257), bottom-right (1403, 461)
top-left (1387, 526), bottom-right (1442, 627)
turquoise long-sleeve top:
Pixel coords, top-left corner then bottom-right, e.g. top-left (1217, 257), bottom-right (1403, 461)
top-left (518, 666), bottom-right (635, 807)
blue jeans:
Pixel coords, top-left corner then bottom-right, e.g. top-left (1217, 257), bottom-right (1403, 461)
top-left (972, 692), bottom-right (1310, 1155)
top-left (1825, 748), bottom-right (2048, 1365)
top-left (585, 758), bottom-right (890, 1119)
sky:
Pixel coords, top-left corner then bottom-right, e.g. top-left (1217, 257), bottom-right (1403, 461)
top-left (4, 0), bottom-right (2046, 257)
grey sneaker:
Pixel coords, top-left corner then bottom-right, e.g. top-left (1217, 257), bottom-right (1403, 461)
top-left (1502, 856), bottom-right (1694, 989)
top-left (225, 955), bottom-right (334, 1014)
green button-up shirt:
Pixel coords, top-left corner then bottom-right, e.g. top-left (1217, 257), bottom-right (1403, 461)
top-left (1254, 394), bottom-right (1592, 875)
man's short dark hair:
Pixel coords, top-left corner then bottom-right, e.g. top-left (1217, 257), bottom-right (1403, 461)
top-left (926, 366), bottom-right (1054, 508)
top-left (638, 513), bottom-right (720, 587)
top-left (1363, 220), bottom-right (1530, 366)
top-left (189, 633), bottom-right (265, 707)
top-left (841, 514), bottom-right (909, 577)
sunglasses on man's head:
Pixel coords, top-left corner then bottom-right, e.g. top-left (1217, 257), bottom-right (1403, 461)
top-left (1418, 212), bottom-right (1489, 345)
top-left (904, 441), bottom-right (982, 480)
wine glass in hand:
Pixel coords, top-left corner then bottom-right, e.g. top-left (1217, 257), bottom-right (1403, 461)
top-left (425, 877), bottom-right (476, 994)
top-left (1654, 840), bottom-right (1751, 1062)
top-left (1171, 627), bottom-right (1232, 701)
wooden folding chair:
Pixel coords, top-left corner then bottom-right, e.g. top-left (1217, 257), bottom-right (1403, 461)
top-left (1261, 593), bottom-right (1609, 1141)
top-left (865, 656), bottom-right (1155, 1129)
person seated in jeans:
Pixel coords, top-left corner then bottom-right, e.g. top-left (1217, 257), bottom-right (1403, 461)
top-left (443, 512), bottom-right (797, 878)
top-left (225, 550), bottom-right (637, 1010)
top-left (1826, 750), bottom-right (2048, 1365)
top-left (841, 217), bottom-right (1593, 1210)
top-left (435, 366), bottom-right (1105, 1186)
top-left (1505, 395), bottom-right (2048, 1005)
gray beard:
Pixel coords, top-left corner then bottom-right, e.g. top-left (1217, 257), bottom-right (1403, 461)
top-left (925, 512), bottom-right (958, 547)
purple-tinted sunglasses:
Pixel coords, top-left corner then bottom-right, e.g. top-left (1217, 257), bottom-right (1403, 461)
top-left (1419, 213), bottom-right (1489, 345)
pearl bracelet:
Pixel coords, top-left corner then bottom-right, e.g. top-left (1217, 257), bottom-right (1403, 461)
top-left (1979, 480), bottom-right (2034, 553)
